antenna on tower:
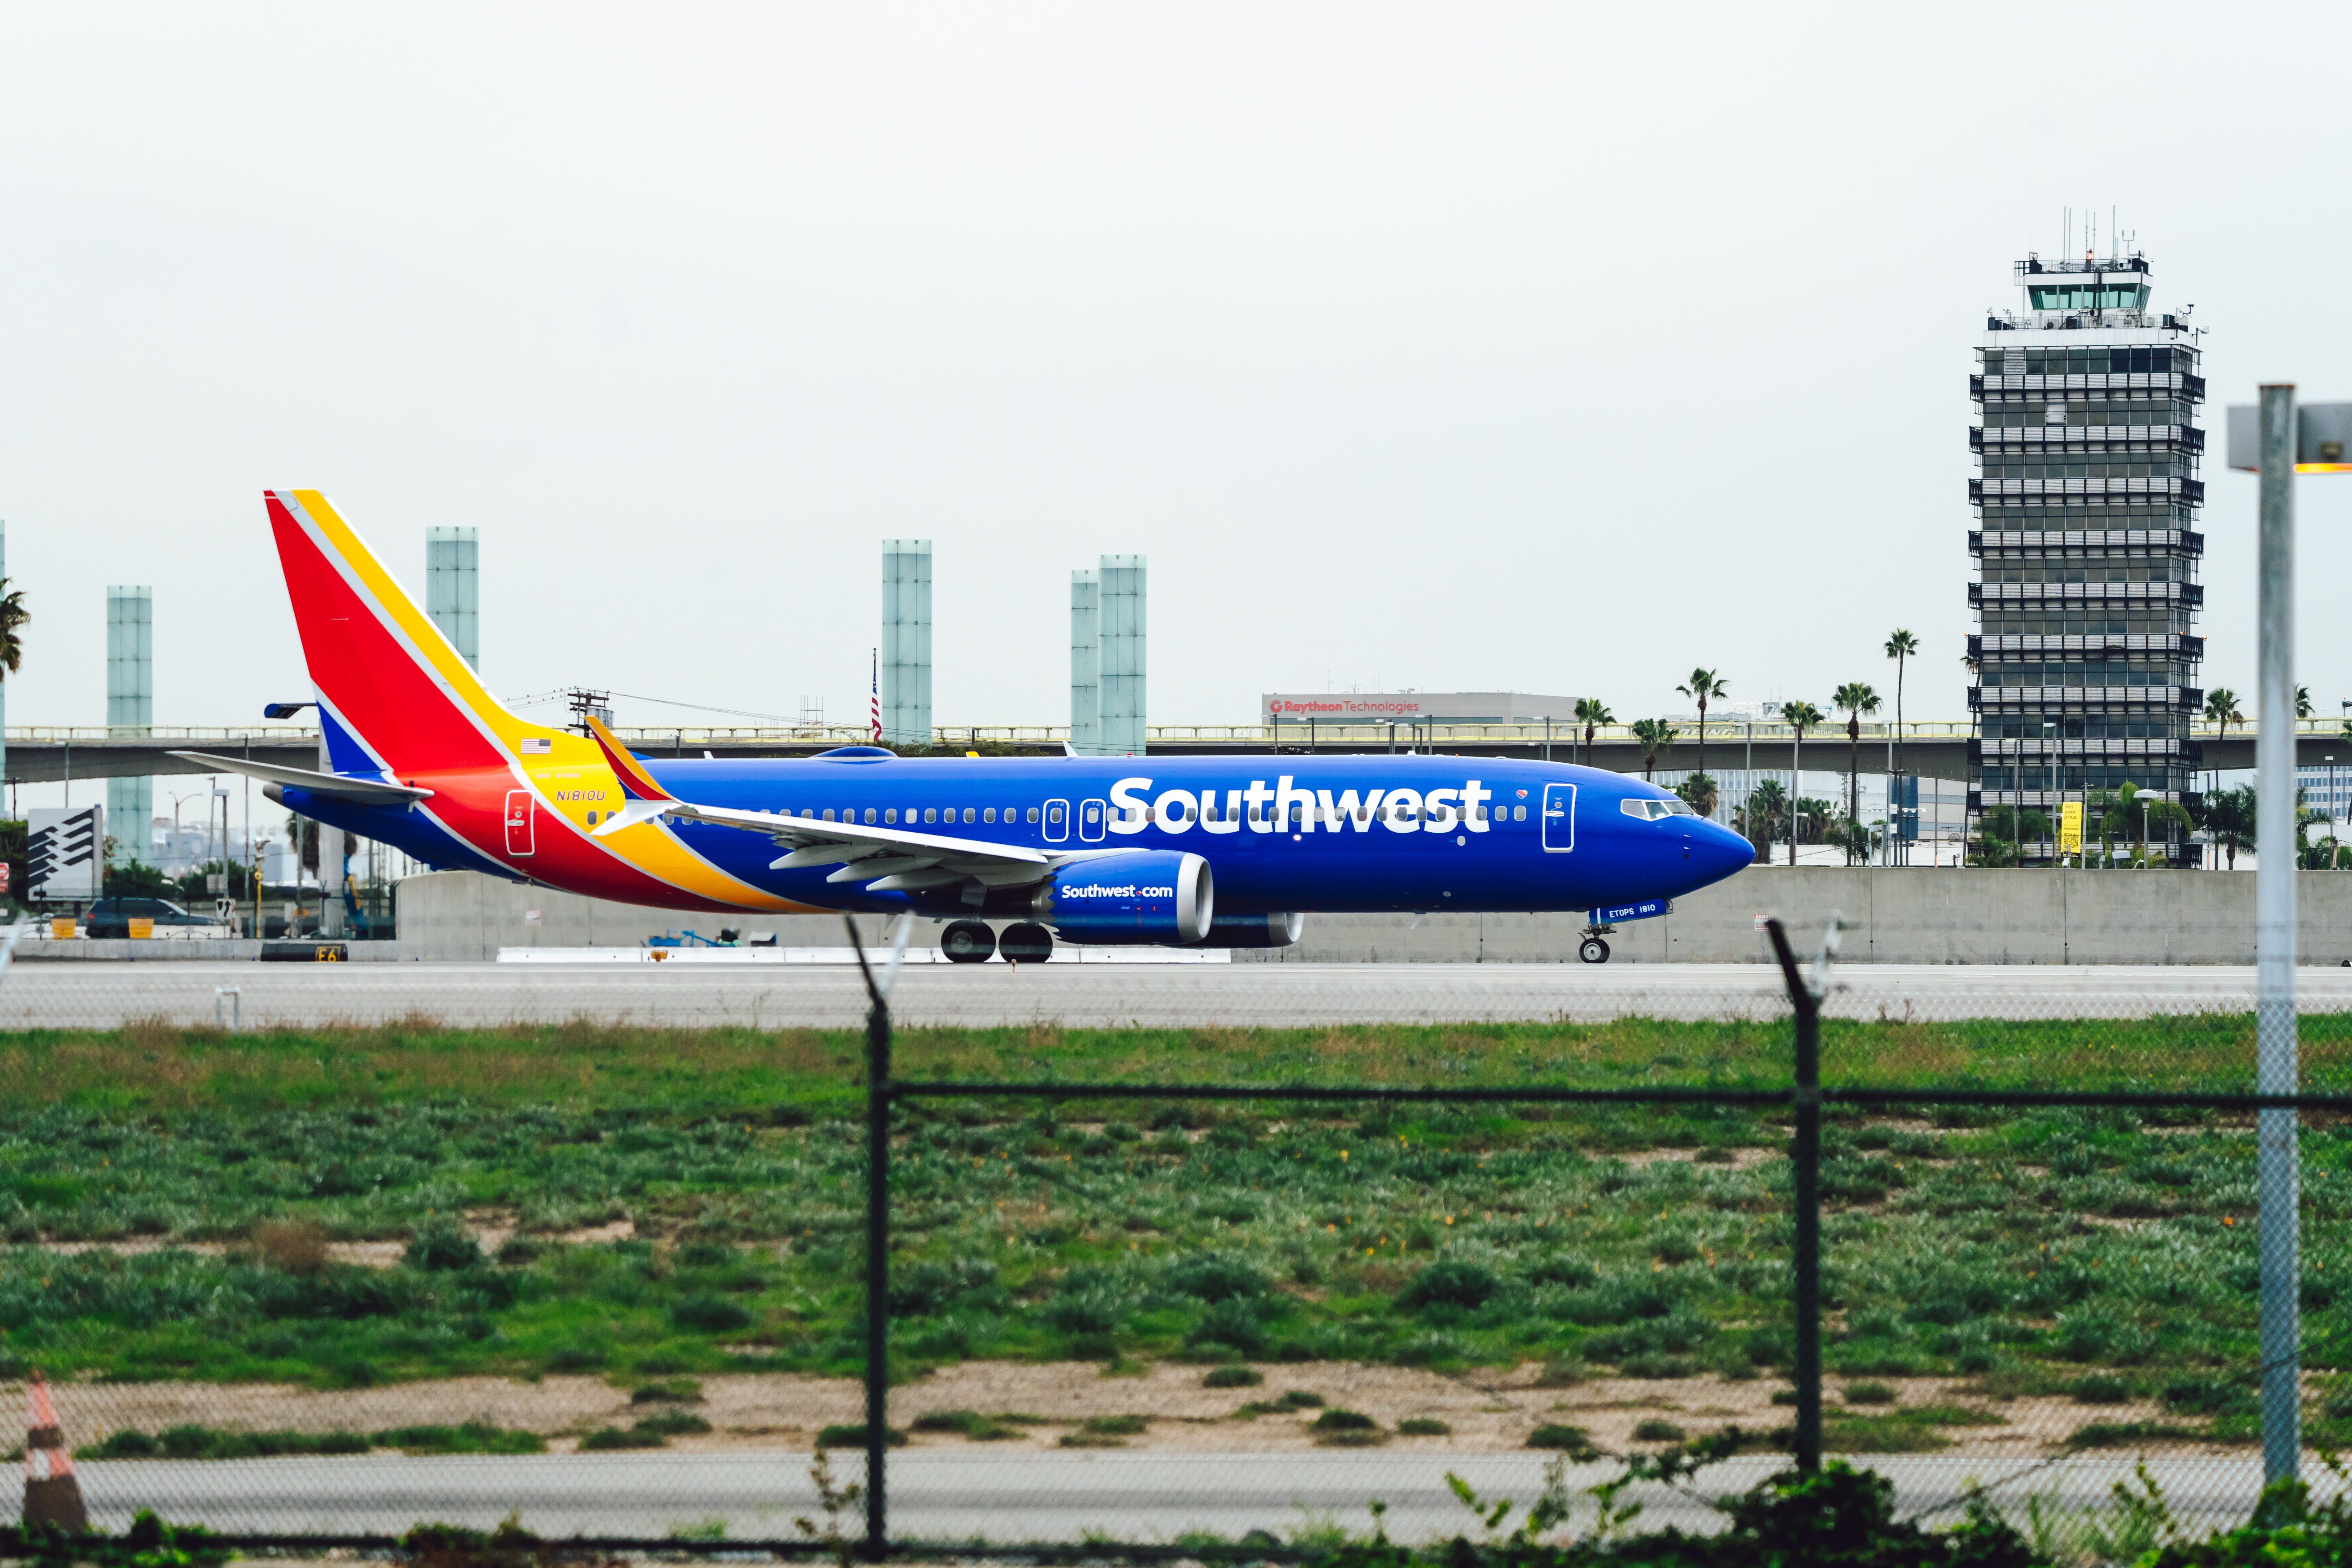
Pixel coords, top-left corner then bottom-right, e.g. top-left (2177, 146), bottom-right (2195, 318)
top-left (2064, 207), bottom-right (2071, 256)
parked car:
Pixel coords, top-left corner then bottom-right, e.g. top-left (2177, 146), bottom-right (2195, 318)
top-left (83, 896), bottom-right (230, 939)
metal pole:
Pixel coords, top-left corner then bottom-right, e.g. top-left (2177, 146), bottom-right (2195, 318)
top-left (2256, 382), bottom-right (2300, 1487)
top-left (844, 916), bottom-right (897, 1559)
top-left (1764, 918), bottom-right (1822, 1473)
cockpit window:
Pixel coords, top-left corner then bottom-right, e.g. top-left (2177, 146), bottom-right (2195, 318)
top-left (1620, 798), bottom-right (1696, 821)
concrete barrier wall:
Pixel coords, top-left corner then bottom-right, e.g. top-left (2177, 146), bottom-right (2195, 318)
top-left (390, 866), bottom-right (2352, 966)
top-left (1240, 867), bottom-right (2352, 965)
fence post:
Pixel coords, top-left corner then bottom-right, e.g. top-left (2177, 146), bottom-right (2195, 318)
top-left (849, 921), bottom-right (895, 1562)
top-left (1764, 918), bottom-right (1822, 1473)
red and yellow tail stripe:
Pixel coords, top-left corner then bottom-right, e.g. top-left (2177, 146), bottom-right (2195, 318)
top-left (267, 489), bottom-right (817, 914)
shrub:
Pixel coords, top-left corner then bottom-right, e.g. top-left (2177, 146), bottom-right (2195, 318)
top-left (1084, 1414), bottom-right (1147, 1435)
top-left (1185, 1296), bottom-right (1271, 1357)
top-left (1524, 1254), bottom-right (1600, 1289)
top-left (1203, 1366), bottom-right (1262, 1388)
top-left (2070, 1375), bottom-right (2130, 1405)
top-left (1397, 1418), bottom-right (1450, 1436)
top-left (403, 1222), bottom-right (483, 1273)
top-left (1631, 1418), bottom-right (1685, 1441)
top-left (889, 1257), bottom-right (1000, 1314)
top-left (1527, 1423), bottom-right (1600, 1459)
top-left (1843, 1382), bottom-right (1897, 1406)
top-left (579, 1425), bottom-right (666, 1450)
top-left (632, 1411), bottom-right (710, 1437)
top-left (630, 1379), bottom-right (703, 1405)
top-left (669, 1292), bottom-right (753, 1332)
top-left (1163, 1253), bottom-right (1269, 1303)
top-left (1312, 1408), bottom-right (1384, 1447)
top-left (2162, 1377), bottom-right (2255, 1417)
top-left (1397, 1260), bottom-right (1499, 1311)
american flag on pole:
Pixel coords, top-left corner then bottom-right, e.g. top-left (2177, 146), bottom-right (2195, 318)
top-left (870, 649), bottom-right (883, 742)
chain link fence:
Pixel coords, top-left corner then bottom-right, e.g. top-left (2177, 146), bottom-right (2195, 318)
top-left (0, 934), bottom-right (2344, 1561)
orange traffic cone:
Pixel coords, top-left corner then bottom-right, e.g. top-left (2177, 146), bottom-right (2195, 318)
top-left (23, 1371), bottom-right (88, 1531)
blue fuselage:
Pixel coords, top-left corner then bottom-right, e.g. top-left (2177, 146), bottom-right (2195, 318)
top-left (595, 753), bottom-right (1751, 918)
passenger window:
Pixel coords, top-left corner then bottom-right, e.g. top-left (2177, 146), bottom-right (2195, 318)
top-left (823, 809), bottom-right (837, 822)
top-left (984, 807), bottom-right (997, 823)
top-left (586, 811), bottom-right (599, 825)
top-left (963, 807), bottom-right (976, 824)
top-left (864, 808), bottom-right (878, 825)
top-left (924, 807), bottom-right (937, 824)
top-left (1027, 806), bottom-right (1040, 823)
top-left (1514, 805), bottom-right (1526, 821)
top-left (1049, 805), bottom-right (1063, 823)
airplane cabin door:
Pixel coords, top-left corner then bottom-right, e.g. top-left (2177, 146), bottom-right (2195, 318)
top-left (1541, 783), bottom-right (1576, 853)
top-left (505, 791), bottom-right (537, 857)
top-left (1042, 799), bottom-right (1070, 844)
top-left (1079, 798), bottom-right (1108, 843)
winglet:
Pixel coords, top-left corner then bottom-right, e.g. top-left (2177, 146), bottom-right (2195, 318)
top-left (584, 714), bottom-right (676, 803)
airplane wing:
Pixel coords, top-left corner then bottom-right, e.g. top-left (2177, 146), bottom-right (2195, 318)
top-left (581, 716), bottom-right (1118, 898)
top-left (167, 751), bottom-right (434, 805)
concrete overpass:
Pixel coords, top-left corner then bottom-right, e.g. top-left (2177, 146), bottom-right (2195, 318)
top-left (2, 718), bottom-right (2332, 787)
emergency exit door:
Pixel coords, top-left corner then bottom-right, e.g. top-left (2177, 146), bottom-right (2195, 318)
top-left (504, 791), bottom-right (536, 857)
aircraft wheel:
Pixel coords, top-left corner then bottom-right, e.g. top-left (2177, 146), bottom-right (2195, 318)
top-left (941, 920), bottom-right (997, 964)
top-left (997, 921), bottom-right (1054, 963)
top-left (1578, 937), bottom-right (1611, 965)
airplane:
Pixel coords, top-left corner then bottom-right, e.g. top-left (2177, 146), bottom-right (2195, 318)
top-left (176, 491), bottom-right (1756, 965)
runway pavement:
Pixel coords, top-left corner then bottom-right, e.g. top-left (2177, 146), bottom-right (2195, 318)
top-left (30, 1449), bottom-right (2305, 1542)
top-left (4, 959), bottom-right (2351, 1029)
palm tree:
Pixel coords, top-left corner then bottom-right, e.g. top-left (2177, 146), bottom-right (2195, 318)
top-left (1676, 669), bottom-right (1727, 800)
top-left (1781, 699), bottom-right (1825, 866)
top-left (1630, 718), bottom-right (1677, 781)
top-left (2205, 687), bottom-right (2243, 805)
top-left (2298, 684), bottom-right (2314, 720)
top-left (1739, 778), bottom-right (1789, 852)
top-left (0, 578), bottom-right (27, 680)
top-left (2203, 783), bottom-right (2256, 870)
top-left (1832, 682), bottom-right (1880, 861)
top-left (2095, 781), bottom-right (2193, 867)
top-left (1883, 630), bottom-right (1918, 857)
top-left (1574, 698), bottom-right (1614, 766)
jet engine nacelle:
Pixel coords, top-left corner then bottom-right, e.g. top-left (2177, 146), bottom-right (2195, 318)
top-left (1035, 851), bottom-right (1213, 944)
top-left (1197, 912), bottom-right (1304, 948)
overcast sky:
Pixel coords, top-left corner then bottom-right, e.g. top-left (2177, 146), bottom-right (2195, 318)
top-left (3, 1), bottom-right (2349, 759)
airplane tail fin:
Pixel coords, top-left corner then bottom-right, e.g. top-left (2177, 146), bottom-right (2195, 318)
top-left (265, 490), bottom-right (559, 776)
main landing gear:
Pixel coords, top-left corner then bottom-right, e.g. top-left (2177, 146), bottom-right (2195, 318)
top-left (940, 920), bottom-right (1056, 964)
top-left (1577, 927), bottom-right (1613, 964)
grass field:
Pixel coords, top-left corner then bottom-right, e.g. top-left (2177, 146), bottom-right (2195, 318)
top-left (2, 1013), bottom-right (2349, 1449)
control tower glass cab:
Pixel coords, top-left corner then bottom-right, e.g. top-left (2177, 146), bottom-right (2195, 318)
top-left (1967, 249), bottom-right (2207, 863)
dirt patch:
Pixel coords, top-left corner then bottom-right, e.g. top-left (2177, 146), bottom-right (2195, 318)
top-left (40, 1216), bottom-right (635, 1270)
top-left (1618, 1147), bottom-right (1776, 1171)
top-left (16, 1363), bottom-right (2157, 1457)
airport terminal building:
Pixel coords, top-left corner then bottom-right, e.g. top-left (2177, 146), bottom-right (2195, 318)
top-left (1968, 246), bottom-right (2207, 845)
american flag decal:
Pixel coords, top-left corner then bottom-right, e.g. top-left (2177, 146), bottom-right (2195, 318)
top-left (870, 648), bottom-right (882, 742)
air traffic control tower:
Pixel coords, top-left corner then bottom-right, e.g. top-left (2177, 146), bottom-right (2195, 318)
top-left (1968, 246), bottom-right (2207, 850)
